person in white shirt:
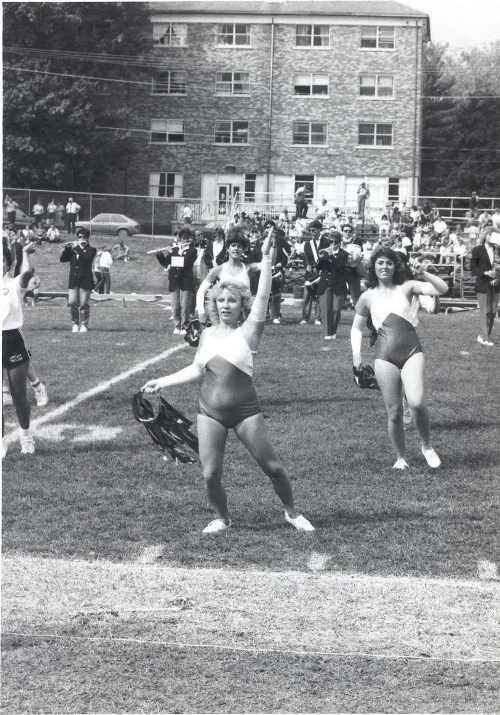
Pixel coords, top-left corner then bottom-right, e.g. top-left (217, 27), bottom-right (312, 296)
top-left (65, 197), bottom-right (80, 235)
top-left (182, 204), bottom-right (193, 224)
top-left (432, 216), bottom-right (448, 237)
top-left (97, 247), bottom-right (113, 294)
top-left (32, 199), bottom-right (45, 228)
top-left (2, 242), bottom-right (37, 455)
top-left (492, 209), bottom-right (500, 230)
top-left (46, 225), bottom-right (60, 243)
top-left (47, 199), bottom-right (57, 225)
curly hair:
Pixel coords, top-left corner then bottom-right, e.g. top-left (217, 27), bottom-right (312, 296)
top-left (206, 280), bottom-right (252, 324)
top-left (366, 247), bottom-right (408, 288)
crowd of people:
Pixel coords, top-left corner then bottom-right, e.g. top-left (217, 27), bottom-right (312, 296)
top-left (3, 192), bottom-right (499, 532)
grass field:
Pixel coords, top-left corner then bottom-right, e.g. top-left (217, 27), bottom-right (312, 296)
top-left (2, 258), bottom-right (499, 712)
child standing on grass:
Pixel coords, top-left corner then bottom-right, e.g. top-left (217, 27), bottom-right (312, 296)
top-left (142, 227), bottom-right (314, 534)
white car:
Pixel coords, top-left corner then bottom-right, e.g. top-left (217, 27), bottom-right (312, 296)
top-left (75, 213), bottom-right (140, 237)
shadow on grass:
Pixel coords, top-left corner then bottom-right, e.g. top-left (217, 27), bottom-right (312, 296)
top-left (262, 395), bottom-right (368, 408)
top-left (433, 419), bottom-right (500, 430)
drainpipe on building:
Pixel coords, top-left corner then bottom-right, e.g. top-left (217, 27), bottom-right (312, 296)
top-left (266, 18), bottom-right (275, 203)
top-left (413, 20), bottom-right (421, 202)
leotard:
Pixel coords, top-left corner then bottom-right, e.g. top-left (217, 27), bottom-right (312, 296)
top-left (195, 324), bottom-right (260, 428)
top-left (357, 285), bottom-right (423, 370)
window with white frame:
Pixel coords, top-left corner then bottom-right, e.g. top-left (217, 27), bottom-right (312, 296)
top-left (150, 119), bottom-right (184, 144)
top-left (359, 74), bottom-right (394, 98)
top-left (149, 172), bottom-right (183, 198)
top-left (153, 23), bottom-right (187, 47)
top-left (244, 174), bottom-right (257, 201)
top-left (293, 121), bottom-right (327, 145)
top-left (215, 71), bottom-right (250, 96)
top-left (360, 26), bottom-right (395, 49)
top-left (295, 24), bottom-right (330, 47)
top-left (388, 177), bottom-right (399, 202)
top-left (294, 74), bottom-right (329, 96)
top-left (217, 24), bottom-right (251, 46)
top-left (214, 120), bottom-right (248, 144)
top-left (358, 122), bottom-right (393, 146)
top-left (294, 175), bottom-right (314, 199)
top-left (151, 71), bottom-right (186, 95)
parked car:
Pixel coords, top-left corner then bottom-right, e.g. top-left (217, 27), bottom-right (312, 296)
top-left (3, 207), bottom-right (35, 227)
top-left (75, 213), bottom-right (140, 237)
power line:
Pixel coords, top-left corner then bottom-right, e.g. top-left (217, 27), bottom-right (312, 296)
top-left (6, 66), bottom-right (500, 100)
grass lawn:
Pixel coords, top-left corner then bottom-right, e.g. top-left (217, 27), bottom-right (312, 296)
top-left (2, 291), bottom-right (499, 713)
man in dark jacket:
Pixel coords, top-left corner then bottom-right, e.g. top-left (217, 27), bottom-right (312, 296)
top-left (59, 227), bottom-right (96, 333)
top-left (316, 231), bottom-right (349, 343)
top-left (470, 228), bottom-right (500, 345)
top-left (269, 227), bottom-right (291, 324)
top-left (156, 228), bottom-right (197, 335)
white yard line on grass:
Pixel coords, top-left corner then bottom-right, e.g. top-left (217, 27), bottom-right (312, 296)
top-left (3, 555), bottom-right (499, 665)
top-left (3, 343), bottom-right (188, 446)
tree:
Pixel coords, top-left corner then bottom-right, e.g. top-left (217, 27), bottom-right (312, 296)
top-left (3, 2), bottom-right (153, 191)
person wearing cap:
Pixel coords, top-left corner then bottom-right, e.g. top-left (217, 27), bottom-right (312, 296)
top-left (316, 231), bottom-right (349, 343)
top-left (65, 197), bottom-right (80, 235)
top-left (59, 227), bottom-right (96, 333)
top-left (341, 225), bottom-right (362, 307)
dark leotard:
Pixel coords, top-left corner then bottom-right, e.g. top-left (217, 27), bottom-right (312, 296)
top-left (376, 313), bottom-right (422, 369)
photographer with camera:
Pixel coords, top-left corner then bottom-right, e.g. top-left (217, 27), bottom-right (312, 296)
top-left (316, 231), bottom-right (349, 344)
top-left (300, 221), bottom-right (329, 327)
top-left (59, 227), bottom-right (96, 333)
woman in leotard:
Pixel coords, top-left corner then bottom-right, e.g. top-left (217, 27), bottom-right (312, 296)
top-left (143, 227), bottom-right (314, 534)
top-left (195, 227), bottom-right (258, 323)
top-left (350, 247), bottom-right (448, 470)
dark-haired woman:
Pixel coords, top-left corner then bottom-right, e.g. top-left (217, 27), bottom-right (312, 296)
top-left (143, 228), bottom-right (314, 534)
top-left (350, 248), bottom-right (448, 470)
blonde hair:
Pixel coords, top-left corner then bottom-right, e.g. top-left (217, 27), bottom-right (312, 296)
top-left (207, 281), bottom-right (252, 324)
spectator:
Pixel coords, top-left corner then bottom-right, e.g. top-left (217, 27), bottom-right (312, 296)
top-left (112, 240), bottom-right (130, 261)
top-left (46, 225), bottom-right (60, 243)
top-left (202, 227), bottom-right (226, 272)
top-left (278, 207), bottom-right (290, 232)
top-left (47, 198), bottom-right (57, 225)
top-left (492, 207), bottom-right (500, 231)
top-left (315, 199), bottom-right (330, 223)
top-left (378, 214), bottom-right (391, 237)
top-left (469, 191), bottom-right (480, 215)
top-left (269, 227), bottom-right (292, 325)
top-left (20, 224), bottom-right (35, 244)
top-left (294, 186), bottom-right (308, 219)
top-left (65, 197), bottom-right (80, 235)
top-left (55, 201), bottom-right (65, 228)
top-left (32, 199), bottom-right (45, 228)
top-left (470, 228), bottom-right (500, 346)
top-left (97, 247), bottom-right (113, 294)
top-left (478, 209), bottom-right (490, 227)
top-left (5, 195), bottom-right (18, 225)
top-left (182, 204), bottom-right (193, 224)
top-left (357, 182), bottom-right (370, 221)
top-left (433, 214), bottom-right (448, 239)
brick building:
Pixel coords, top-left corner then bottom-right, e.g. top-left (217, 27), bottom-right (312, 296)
top-left (132, 0), bottom-right (430, 220)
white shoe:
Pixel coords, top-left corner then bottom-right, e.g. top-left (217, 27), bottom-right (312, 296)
top-left (392, 457), bottom-right (409, 470)
top-left (272, 318), bottom-right (281, 324)
top-left (421, 446), bottom-right (441, 468)
top-left (477, 335), bottom-right (494, 346)
top-left (179, 329), bottom-right (187, 336)
top-left (79, 325), bottom-right (88, 333)
top-left (20, 430), bottom-right (35, 455)
top-left (173, 328), bottom-right (181, 335)
top-left (285, 512), bottom-right (315, 532)
top-left (314, 320), bottom-right (321, 326)
top-left (299, 320), bottom-right (307, 325)
top-left (202, 518), bottom-right (232, 534)
top-left (72, 324), bottom-right (79, 333)
top-left (32, 381), bottom-right (48, 407)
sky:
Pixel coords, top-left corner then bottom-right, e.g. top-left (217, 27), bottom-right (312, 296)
top-left (388, 0), bottom-right (500, 48)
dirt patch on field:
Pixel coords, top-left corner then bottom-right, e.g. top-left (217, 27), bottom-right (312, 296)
top-left (3, 555), bottom-right (499, 663)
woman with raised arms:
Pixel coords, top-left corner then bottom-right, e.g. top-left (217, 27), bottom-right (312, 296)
top-left (143, 227), bottom-right (314, 534)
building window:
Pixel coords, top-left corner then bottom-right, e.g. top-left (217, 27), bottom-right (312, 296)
top-left (359, 74), bottom-right (394, 98)
top-left (149, 172), bottom-right (183, 198)
top-left (388, 177), bottom-right (399, 202)
top-left (152, 71), bottom-right (186, 95)
top-left (215, 71), bottom-right (250, 96)
top-left (244, 173), bottom-right (257, 201)
top-left (292, 121), bottom-right (327, 146)
top-left (153, 23), bottom-right (187, 47)
top-left (217, 24), bottom-right (250, 46)
top-left (295, 24), bottom-right (330, 47)
top-left (294, 175), bottom-right (314, 199)
top-left (294, 74), bottom-right (329, 96)
top-left (150, 119), bottom-right (184, 144)
top-left (360, 26), bottom-right (395, 49)
top-left (214, 120), bottom-right (248, 144)
top-left (358, 122), bottom-right (393, 146)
